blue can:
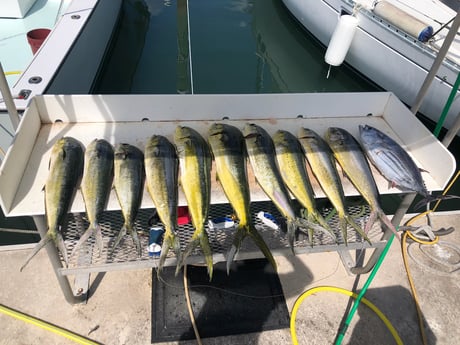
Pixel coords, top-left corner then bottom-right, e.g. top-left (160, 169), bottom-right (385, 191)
top-left (148, 227), bottom-right (164, 257)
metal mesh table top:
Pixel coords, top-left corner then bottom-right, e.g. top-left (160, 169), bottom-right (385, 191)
top-left (59, 200), bottom-right (386, 275)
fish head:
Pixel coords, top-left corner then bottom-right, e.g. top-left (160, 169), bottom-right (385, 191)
top-left (208, 123), bottom-right (229, 143)
top-left (325, 127), bottom-right (348, 146)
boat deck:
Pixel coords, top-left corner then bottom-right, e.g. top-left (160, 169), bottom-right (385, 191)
top-left (0, 0), bottom-right (72, 88)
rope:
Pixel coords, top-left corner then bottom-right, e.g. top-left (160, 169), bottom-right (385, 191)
top-left (183, 265), bottom-right (203, 345)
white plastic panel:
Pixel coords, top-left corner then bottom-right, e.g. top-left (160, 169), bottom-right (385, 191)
top-left (0, 92), bottom-right (455, 217)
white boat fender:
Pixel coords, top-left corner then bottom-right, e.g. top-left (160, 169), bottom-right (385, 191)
top-left (324, 14), bottom-right (359, 74)
top-left (373, 1), bottom-right (433, 42)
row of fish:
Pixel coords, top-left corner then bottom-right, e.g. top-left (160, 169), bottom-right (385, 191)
top-left (20, 123), bottom-right (431, 278)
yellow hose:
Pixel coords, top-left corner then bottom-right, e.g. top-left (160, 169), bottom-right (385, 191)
top-left (290, 286), bottom-right (403, 345)
top-left (0, 304), bottom-right (100, 345)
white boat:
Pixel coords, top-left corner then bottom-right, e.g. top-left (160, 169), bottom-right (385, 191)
top-left (281, 0), bottom-right (460, 132)
top-left (0, 0), bottom-right (121, 159)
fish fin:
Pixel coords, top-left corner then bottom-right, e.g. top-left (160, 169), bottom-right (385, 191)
top-left (56, 232), bottom-right (69, 267)
top-left (70, 225), bottom-right (95, 259)
top-left (297, 216), bottom-right (337, 244)
top-left (414, 194), bottom-right (460, 211)
top-left (111, 224), bottom-right (128, 256)
top-left (364, 211), bottom-right (377, 234)
top-left (345, 214), bottom-right (371, 245)
top-left (338, 217), bottom-right (348, 245)
top-left (20, 234), bottom-right (52, 272)
top-left (130, 226), bottom-right (142, 257)
top-left (177, 230), bottom-right (213, 280)
top-left (377, 209), bottom-right (401, 240)
top-left (419, 167), bottom-right (429, 174)
top-left (95, 224), bottom-right (103, 257)
top-left (199, 231), bottom-right (213, 281)
top-left (227, 224), bottom-right (277, 274)
top-left (227, 224), bottom-right (246, 275)
top-left (247, 225), bottom-right (277, 272)
top-left (286, 219), bottom-right (297, 254)
top-left (158, 231), bottom-right (181, 272)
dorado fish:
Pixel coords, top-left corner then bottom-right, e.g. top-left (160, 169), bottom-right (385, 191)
top-left (21, 137), bottom-right (84, 271)
top-left (71, 139), bottom-right (114, 258)
top-left (243, 123), bottom-right (298, 250)
top-left (174, 126), bottom-right (213, 279)
top-left (358, 124), bottom-right (459, 208)
top-left (145, 135), bottom-right (181, 271)
top-left (325, 127), bottom-right (399, 239)
top-left (112, 143), bottom-right (144, 256)
top-left (208, 123), bottom-right (276, 273)
top-left (298, 128), bottom-right (369, 245)
top-left (273, 130), bottom-right (336, 244)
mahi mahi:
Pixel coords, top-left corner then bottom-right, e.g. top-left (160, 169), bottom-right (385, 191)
top-left (21, 137), bottom-right (84, 271)
top-left (243, 123), bottom-right (298, 251)
top-left (298, 128), bottom-right (369, 245)
top-left (174, 126), bottom-right (213, 279)
top-left (273, 130), bottom-right (336, 244)
top-left (208, 123), bottom-right (276, 273)
top-left (72, 139), bottom-right (114, 257)
top-left (325, 127), bottom-right (399, 239)
top-left (112, 143), bottom-right (144, 256)
top-left (145, 135), bottom-right (181, 271)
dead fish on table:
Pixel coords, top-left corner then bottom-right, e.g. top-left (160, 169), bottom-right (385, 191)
top-left (273, 130), bottom-right (337, 244)
top-left (21, 137), bottom-right (84, 271)
top-left (208, 123), bottom-right (276, 273)
top-left (298, 128), bottom-right (369, 245)
top-left (359, 124), bottom-right (459, 209)
top-left (243, 123), bottom-right (300, 251)
top-left (174, 126), bottom-right (213, 279)
top-left (325, 127), bottom-right (399, 240)
top-left (112, 143), bottom-right (144, 256)
top-left (72, 139), bottom-right (114, 257)
top-left (145, 135), bottom-right (181, 272)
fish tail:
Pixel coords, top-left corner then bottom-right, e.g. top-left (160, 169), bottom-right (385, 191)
top-left (338, 217), bottom-right (349, 246)
top-left (364, 211), bottom-right (377, 235)
top-left (70, 223), bottom-right (103, 258)
top-left (227, 224), bottom-right (247, 274)
top-left (247, 224), bottom-right (277, 272)
top-left (199, 231), bottom-right (213, 281)
top-left (95, 224), bottom-right (103, 257)
top-left (377, 209), bottom-right (401, 241)
top-left (227, 223), bottom-right (277, 274)
top-left (56, 232), bottom-right (69, 267)
top-left (20, 233), bottom-right (53, 272)
top-left (299, 211), bottom-right (338, 244)
top-left (158, 231), bottom-right (181, 272)
top-left (345, 214), bottom-right (371, 245)
top-left (414, 194), bottom-right (460, 211)
top-left (287, 219), bottom-right (297, 253)
top-left (130, 225), bottom-right (142, 257)
top-left (177, 230), bottom-right (213, 280)
top-left (111, 224), bottom-right (128, 255)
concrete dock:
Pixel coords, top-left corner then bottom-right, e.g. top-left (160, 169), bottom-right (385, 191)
top-left (1, 212), bottom-right (459, 345)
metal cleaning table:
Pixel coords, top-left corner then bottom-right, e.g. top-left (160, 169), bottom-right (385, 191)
top-left (0, 93), bottom-right (455, 304)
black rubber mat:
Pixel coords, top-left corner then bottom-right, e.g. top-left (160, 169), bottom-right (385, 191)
top-left (151, 258), bottom-right (290, 343)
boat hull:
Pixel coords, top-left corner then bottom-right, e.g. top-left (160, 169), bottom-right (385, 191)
top-left (282, 0), bottom-right (460, 131)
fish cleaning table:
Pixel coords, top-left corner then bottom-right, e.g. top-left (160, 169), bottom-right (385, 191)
top-left (0, 93), bottom-right (455, 303)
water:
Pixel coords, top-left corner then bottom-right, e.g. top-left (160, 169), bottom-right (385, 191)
top-left (95, 0), bottom-right (381, 94)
